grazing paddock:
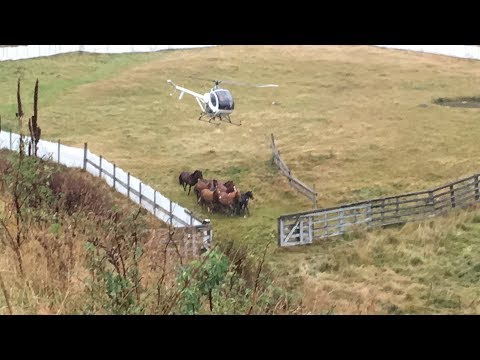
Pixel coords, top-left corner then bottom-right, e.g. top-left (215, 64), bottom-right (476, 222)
top-left (2, 45), bottom-right (480, 313)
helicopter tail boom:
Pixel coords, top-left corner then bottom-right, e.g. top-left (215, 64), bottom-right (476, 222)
top-left (167, 80), bottom-right (206, 112)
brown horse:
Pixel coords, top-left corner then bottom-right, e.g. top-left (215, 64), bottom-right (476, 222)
top-left (216, 180), bottom-right (236, 193)
top-left (194, 179), bottom-right (219, 199)
top-left (199, 187), bottom-right (220, 213)
top-left (179, 170), bottom-right (203, 195)
top-left (217, 187), bottom-right (241, 214)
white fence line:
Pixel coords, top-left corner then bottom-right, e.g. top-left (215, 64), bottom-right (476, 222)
top-left (0, 45), bottom-right (215, 61)
top-left (0, 130), bottom-right (208, 230)
top-left (375, 45), bottom-right (480, 61)
top-left (5, 45), bottom-right (479, 63)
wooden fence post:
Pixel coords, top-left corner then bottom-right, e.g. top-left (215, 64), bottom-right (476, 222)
top-left (271, 134), bottom-right (275, 163)
top-left (139, 182), bottom-right (142, 204)
top-left (428, 191), bottom-right (435, 213)
top-left (153, 190), bottom-right (157, 216)
top-left (189, 214), bottom-right (194, 252)
top-left (381, 199), bottom-right (385, 223)
top-left (127, 172), bottom-right (130, 199)
top-left (99, 155), bottom-right (103, 177)
top-left (57, 139), bottom-right (60, 163)
top-left (366, 203), bottom-right (372, 224)
top-left (83, 143), bottom-right (87, 170)
top-left (277, 218), bottom-right (283, 247)
top-left (339, 210), bottom-right (345, 234)
top-left (299, 218), bottom-right (304, 243)
top-left (113, 163), bottom-right (116, 189)
top-left (308, 216), bottom-right (313, 243)
top-left (323, 212), bottom-right (328, 235)
top-left (450, 185), bottom-right (455, 208)
top-left (475, 175), bottom-right (479, 201)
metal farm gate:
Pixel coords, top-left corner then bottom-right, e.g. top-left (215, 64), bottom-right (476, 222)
top-left (278, 173), bottom-right (480, 247)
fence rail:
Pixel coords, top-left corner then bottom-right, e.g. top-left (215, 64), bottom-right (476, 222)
top-left (0, 130), bottom-right (212, 247)
top-left (271, 133), bottom-right (318, 207)
top-left (278, 172), bottom-right (480, 247)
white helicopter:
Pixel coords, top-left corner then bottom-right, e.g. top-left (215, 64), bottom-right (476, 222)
top-left (167, 78), bottom-right (278, 126)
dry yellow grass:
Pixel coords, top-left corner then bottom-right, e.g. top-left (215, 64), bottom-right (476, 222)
top-left (275, 208), bottom-right (480, 314)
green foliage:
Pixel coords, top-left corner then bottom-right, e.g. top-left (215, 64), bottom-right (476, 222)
top-left (83, 210), bottom-right (147, 315)
top-left (3, 153), bottom-right (55, 213)
top-left (174, 247), bottom-right (294, 315)
top-left (176, 249), bottom-right (230, 314)
top-left (0, 151), bottom-right (57, 276)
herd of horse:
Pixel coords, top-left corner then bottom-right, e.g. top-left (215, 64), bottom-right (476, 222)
top-left (178, 170), bottom-right (254, 216)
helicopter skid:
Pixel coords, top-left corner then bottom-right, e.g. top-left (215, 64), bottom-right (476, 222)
top-left (220, 118), bottom-right (241, 126)
top-left (198, 113), bottom-right (241, 126)
top-left (198, 117), bottom-right (221, 126)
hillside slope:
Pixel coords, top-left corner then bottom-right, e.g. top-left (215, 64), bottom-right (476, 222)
top-left (2, 45), bottom-right (480, 313)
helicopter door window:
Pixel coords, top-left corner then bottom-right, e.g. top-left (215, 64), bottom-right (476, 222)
top-left (210, 93), bottom-right (217, 107)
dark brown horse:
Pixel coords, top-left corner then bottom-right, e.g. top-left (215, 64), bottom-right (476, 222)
top-left (179, 170), bottom-right (203, 195)
top-left (236, 191), bottom-right (254, 216)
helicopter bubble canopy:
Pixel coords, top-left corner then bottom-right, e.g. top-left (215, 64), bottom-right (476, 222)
top-left (213, 89), bottom-right (234, 111)
top-left (207, 88), bottom-right (235, 114)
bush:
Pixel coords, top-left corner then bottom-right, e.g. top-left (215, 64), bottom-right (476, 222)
top-left (50, 170), bottom-right (118, 218)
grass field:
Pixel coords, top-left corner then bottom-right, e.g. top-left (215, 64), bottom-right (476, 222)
top-left (2, 45), bottom-right (480, 313)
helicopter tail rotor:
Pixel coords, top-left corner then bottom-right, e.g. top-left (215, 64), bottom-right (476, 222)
top-left (167, 79), bottom-right (187, 99)
top-left (167, 79), bottom-right (177, 95)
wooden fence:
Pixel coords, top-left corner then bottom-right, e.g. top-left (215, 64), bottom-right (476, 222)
top-left (271, 134), bottom-right (318, 207)
top-left (82, 143), bottom-right (213, 248)
top-left (278, 172), bottom-right (480, 247)
top-left (0, 129), bottom-right (212, 249)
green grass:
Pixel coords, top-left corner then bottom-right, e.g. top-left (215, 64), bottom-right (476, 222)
top-left (2, 45), bottom-right (480, 313)
top-left (0, 52), bottom-right (163, 131)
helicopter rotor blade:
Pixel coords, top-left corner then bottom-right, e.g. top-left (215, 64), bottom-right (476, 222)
top-left (171, 76), bottom-right (278, 87)
top-left (219, 80), bottom-right (279, 88)
top-left (185, 76), bottom-right (216, 83)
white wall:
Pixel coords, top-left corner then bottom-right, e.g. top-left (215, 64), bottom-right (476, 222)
top-left (375, 45), bottom-right (480, 61)
top-left (0, 45), bottom-right (215, 61)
